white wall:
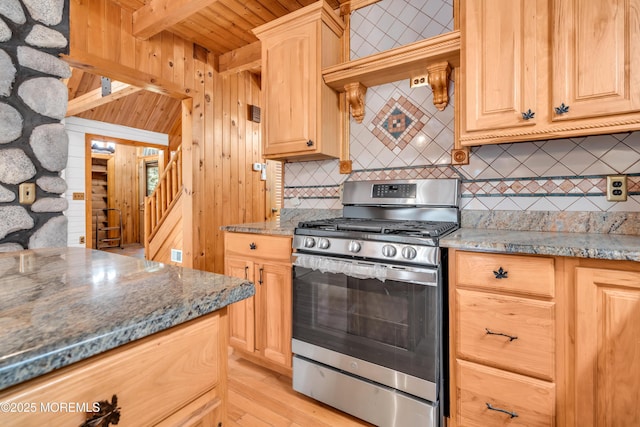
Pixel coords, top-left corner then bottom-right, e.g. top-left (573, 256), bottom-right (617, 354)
top-left (63, 117), bottom-right (169, 247)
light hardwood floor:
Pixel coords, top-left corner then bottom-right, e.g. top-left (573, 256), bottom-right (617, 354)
top-left (228, 354), bottom-right (374, 427)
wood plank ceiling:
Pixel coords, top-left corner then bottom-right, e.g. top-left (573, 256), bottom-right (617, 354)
top-left (66, 0), bottom-right (342, 140)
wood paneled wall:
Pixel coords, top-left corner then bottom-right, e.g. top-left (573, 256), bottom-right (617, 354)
top-left (112, 144), bottom-right (139, 245)
top-left (69, 0), bottom-right (267, 273)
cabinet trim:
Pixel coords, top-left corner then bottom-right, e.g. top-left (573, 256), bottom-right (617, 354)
top-left (459, 115), bottom-right (640, 146)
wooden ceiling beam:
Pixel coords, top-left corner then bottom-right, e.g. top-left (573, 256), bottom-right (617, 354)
top-left (218, 41), bottom-right (262, 75)
top-left (133, 0), bottom-right (221, 40)
top-left (65, 67), bottom-right (85, 99)
top-left (66, 81), bottom-right (143, 117)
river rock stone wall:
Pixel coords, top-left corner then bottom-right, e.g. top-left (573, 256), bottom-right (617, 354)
top-left (0, 0), bottom-right (69, 251)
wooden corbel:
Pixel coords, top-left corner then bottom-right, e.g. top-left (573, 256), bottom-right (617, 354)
top-left (344, 82), bottom-right (367, 123)
top-left (426, 61), bottom-right (451, 111)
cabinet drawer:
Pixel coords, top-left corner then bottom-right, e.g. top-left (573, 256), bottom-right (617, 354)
top-left (224, 232), bottom-right (292, 262)
top-left (456, 289), bottom-right (555, 380)
top-left (455, 251), bottom-right (554, 297)
top-left (0, 314), bottom-right (221, 426)
top-left (457, 360), bottom-right (555, 427)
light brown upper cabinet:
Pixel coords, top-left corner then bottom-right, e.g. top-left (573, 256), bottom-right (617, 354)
top-left (458, 0), bottom-right (640, 147)
top-left (253, 1), bottom-right (344, 161)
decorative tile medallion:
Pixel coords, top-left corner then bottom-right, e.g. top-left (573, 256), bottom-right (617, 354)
top-left (372, 97), bottom-right (426, 150)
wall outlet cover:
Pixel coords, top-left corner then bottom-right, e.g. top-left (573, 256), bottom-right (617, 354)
top-left (606, 175), bottom-right (628, 201)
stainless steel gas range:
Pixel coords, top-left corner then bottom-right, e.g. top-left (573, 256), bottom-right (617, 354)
top-left (291, 178), bottom-right (460, 427)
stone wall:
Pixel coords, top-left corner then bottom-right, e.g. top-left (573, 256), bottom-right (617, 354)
top-left (0, 0), bottom-right (69, 251)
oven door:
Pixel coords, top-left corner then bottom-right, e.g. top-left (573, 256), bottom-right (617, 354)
top-left (292, 253), bottom-right (443, 402)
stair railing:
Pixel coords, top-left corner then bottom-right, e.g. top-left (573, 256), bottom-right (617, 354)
top-left (144, 146), bottom-right (183, 244)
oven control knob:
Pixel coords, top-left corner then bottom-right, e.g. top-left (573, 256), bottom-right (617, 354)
top-left (382, 245), bottom-right (397, 257)
top-left (304, 237), bottom-right (316, 248)
top-left (317, 238), bottom-right (330, 249)
top-left (348, 241), bottom-right (361, 253)
top-left (402, 246), bottom-right (417, 260)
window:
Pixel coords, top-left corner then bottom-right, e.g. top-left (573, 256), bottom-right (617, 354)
top-left (146, 161), bottom-right (159, 196)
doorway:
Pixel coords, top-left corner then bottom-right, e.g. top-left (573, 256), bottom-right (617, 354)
top-left (85, 133), bottom-right (167, 253)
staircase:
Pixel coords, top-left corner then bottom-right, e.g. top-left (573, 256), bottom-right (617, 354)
top-left (144, 146), bottom-right (183, 261)
top-left (96, 208), bottom-right (123, 249)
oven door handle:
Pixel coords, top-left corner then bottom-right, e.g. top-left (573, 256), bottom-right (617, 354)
top-left (293, 254), bottom-right (438, 287)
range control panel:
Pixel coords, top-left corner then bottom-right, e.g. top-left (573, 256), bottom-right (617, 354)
top-left (372, 183), bottom-right (417, 198)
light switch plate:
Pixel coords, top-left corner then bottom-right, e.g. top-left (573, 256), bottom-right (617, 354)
top-left (19, 183), bottom-right (36, 204)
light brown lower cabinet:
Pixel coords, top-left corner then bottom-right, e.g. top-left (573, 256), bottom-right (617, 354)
top-left (572, 266), bottom-right (640, 427)
top-left (449, 249), bottom-right (640, 427)
top-left (224, 232), bottom-right (293, 376)
top-left (0, 311), bottom-right (228, 427)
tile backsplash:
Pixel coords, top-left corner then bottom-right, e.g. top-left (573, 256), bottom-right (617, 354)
top-left (283, 0), bottom-right (640, 213)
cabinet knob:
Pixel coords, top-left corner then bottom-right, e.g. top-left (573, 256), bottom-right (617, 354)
top-left (306, 140), bottom-right (314, 147)
top-left (555, 103), bottom-right (570, 115)
top-left (485, 327), bottom-right (518, 342)
top-left (493, 267), bottom-right (508, 279)
top-left (249, 242), bottom-right (256, 250)
top-left (486, 402), bottom-right (518, 419)
top-left (521, 109), bottom-right (535, 120)
top-left (81, 394), bottom-right (120, 427)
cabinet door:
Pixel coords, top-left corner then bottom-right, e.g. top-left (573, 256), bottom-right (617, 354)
top-left (225, 257), bottom-right (255, 353)
top-left (262, 22), bottom-right (318, 157)
top-left (574, 267), bottom-right (640, 426)
top-left (551, 0), bottom-right (640, 121)
top-left (462, 0), bottom-right (540, 133)
top-left (256, 262), bottom-right (292, 368)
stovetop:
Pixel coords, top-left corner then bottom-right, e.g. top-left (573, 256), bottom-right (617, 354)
top-left (292, 179), bottom-right (460, 266)
top-left (293, 218), bottom-right (459, 266)
top-left (296, 217), bottom-right (458, 238)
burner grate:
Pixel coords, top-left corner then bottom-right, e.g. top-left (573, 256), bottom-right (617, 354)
top-left (297, 218), bottom-right (458, 238)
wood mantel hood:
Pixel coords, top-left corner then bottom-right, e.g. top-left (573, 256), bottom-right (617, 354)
top-left (323, 30), bottom-right (460, 120)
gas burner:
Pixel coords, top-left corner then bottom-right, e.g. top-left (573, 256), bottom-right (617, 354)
top-left (293, 179), bottom-right (460, 267)
top-left (297, 218), bottom-right (458, 239)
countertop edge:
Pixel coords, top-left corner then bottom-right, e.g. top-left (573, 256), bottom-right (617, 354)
top-left (441, 228), bottom-right (640, 262)
top-left (0, 278), bottom-right (254, 393)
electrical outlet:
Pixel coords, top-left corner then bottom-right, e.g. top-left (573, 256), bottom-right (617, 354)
top-left (79, 236), bottom-right (85, 244)
top-left (410, 74), bottom-right (429, 88)
top-left (252, 162), bottom-right (263, 171)
top-left (19, 183), bottom-right (36, 204)
top-left (73, 192), bottom-right (85, 200)
top-left (170, 248), bottom-right (183, 263)
top-left (606, 175), bottom-right (627, 201)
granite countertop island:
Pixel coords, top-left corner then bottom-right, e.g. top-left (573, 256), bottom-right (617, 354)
top-left (0, 247), bottom-right (254, 392)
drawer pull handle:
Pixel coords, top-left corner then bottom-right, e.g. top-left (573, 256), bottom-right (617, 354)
top-left (485, 328), bottom-right (518, 342)
top-left (486, 402), bottom-right (518, 419)
top-left (81, 394), bottom-right (120, 427)
top-left (493, 267), bottom-right (508, 279)
top-left (249, 242), bottom-right (257, 250)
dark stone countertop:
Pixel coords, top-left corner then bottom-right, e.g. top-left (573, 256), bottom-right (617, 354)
top-left (0, 247), bottom-right (254, 392)
top-left (441, 228), bottom-right (640, 262)
top-left (220, 219), bottom-right (297, 236)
